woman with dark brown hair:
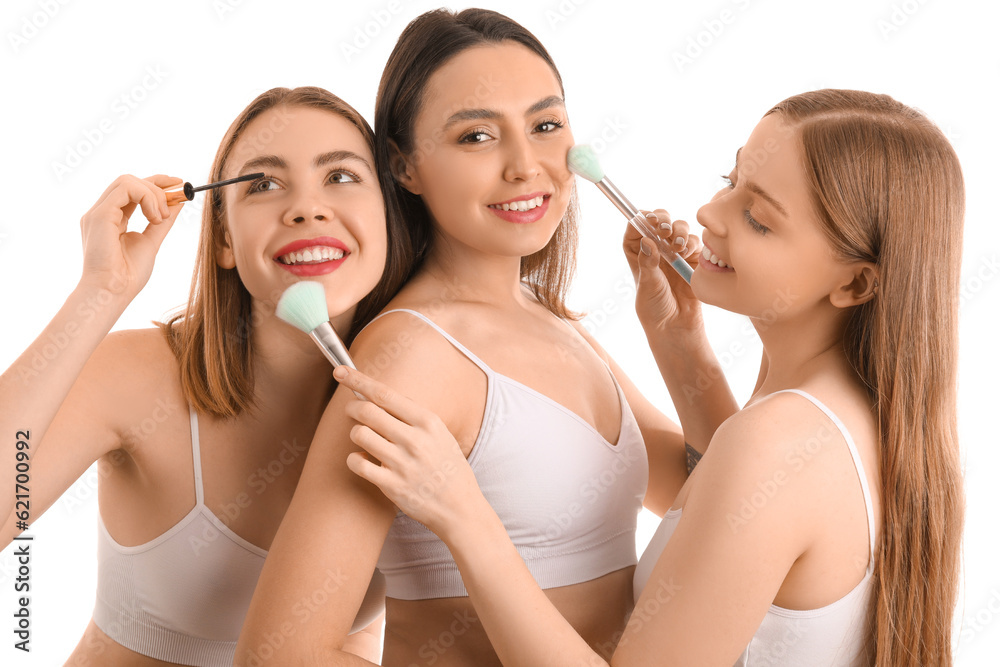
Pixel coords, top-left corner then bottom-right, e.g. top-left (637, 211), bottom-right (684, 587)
top-left (0, 86), bottom-right (403, 665)
top-left (334, 88), bottom-right (965, 665)
top-left (237, 8), bottom-right (716, 666)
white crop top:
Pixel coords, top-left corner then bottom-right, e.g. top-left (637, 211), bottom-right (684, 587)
top-left (93, 405), bottom-right (385, 666)
top-left (633, 389), bottom-right (875, 666)
top-left (372, 309), bottom-right (649, 600)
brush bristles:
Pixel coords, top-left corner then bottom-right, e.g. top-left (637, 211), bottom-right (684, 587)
top-left (275, 281), bottom-right (330, 333)
top-left (567, 145), bottom-right (605, 183)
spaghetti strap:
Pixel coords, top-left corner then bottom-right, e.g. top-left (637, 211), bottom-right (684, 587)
top-left (770, 389), bottom-right (876, 573)
top-left (365, 308), bottom-right (494, 376)
top-left (188, 405), bottom-right (205, 506)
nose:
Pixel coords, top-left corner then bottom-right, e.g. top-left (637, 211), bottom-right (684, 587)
top-left (696, 190), bottom-right (732, 239)
top-left (283, 185), bottom-right (335, 226)
top-left (502, 134), bottom-right (541, 182)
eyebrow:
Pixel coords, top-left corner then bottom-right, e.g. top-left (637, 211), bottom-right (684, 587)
top-left (238, 155), bottom-right (285, 176)
top-left (735, 148), bottom-right (788, 217)
top-left (237, 150), bottom-right (373, 177)
top-left (442, 95), bottom-right (565, 130)
top-left (315, 150), bottom-right (374, 174)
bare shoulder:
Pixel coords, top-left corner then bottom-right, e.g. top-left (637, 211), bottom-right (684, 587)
top-left (695, 392), bottom-right (849, 514)
top-left (82, 327), bottom-right (185, 438)
top-left (567, 318), bottom-right (612, 365)
top-left (710, 392), bottom-right (838, 465)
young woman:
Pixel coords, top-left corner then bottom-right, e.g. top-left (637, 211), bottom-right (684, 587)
top-left (333, 89), bottom-right (965, 665)
top-left (0, 87), bottom-right (404, 666)
top-left (236, 9), bottom-right (727, 666)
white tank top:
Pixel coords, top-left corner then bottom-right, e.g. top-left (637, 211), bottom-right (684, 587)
top-left (633, 389), bottom-right (875, 666)
top-left (93, 405), bottom-right (385, 666)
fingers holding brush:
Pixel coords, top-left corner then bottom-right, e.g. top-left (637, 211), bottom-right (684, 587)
top-left (79, 174), bottom-right (185, 297)
top-left (623, 209), bottom-right (703, 334)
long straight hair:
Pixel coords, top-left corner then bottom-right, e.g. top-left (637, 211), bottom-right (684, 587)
top-left (159, 87), bottom-right (410, 418)
top-left (374, 7), bottom-right (579, 318)
top-left (767, 89), bottom-right (964, 665)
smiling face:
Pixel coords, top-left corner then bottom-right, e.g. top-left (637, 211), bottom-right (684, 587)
top-left (692, 113), bottom-right (868, 322)
top-left (216, 105), bottom-right (387, 319)
top-left (394, 42), bottom-right (575, 260)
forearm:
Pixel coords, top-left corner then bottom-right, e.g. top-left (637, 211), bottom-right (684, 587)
top-left (644, 326), bottom-right (738, 457)
top-left (0, 281), bottom-right (126, 502)
top-left (443, 498), bottom-right (608, 667)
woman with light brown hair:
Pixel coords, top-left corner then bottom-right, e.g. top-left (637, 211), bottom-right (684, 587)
top-left (333, 87), bottom-right (965, 665)
top-left (0, 86), bottom-right (403, 665)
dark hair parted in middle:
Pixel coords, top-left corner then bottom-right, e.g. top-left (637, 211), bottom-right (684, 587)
top-left (374, 7), bottom-right (580, 318)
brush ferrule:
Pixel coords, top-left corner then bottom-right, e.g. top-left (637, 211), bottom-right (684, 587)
top-left (596, 178), bottom-right (641, 219)
top-left (309, 322), bottom-right (356, 369)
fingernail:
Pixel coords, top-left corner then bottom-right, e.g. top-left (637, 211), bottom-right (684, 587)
top-left (333, 366), bottom-right (348, 380)
top-left (659, 222), bottom-right (672, 232)
top-left (674, 237), bottom-right (686, 250)
top-left (645, 212), bottom-right (657, 220)
top-left (640, 239), bottom-right (652, 256)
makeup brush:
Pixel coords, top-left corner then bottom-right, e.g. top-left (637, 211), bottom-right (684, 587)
top-left (164, 172), bottom-right (265, 205)
top-left (567, 145), bottom-right (694, 283)
top-left (276, 281), bottom-right (356, 369)
top-left (276, 281), bottom-right (366, 399)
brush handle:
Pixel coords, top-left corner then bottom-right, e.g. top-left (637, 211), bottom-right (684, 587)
top-left (310, 323), bottom-right (365, 400)
top-left (595, 177), bottom-right (694, 283)
top-left (310, 322), bottom-right (357, 369)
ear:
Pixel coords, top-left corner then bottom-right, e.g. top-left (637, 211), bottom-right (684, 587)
top-left (829, 262), bottom-right (879, 308)
top-left (215, 226), bottom-right (237, 269)
top-left (389, 138), bottom-right (422, 195)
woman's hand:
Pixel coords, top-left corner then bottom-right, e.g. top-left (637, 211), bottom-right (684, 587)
top-left (335, 365), bottom-right (484, 539)
top-left (79, 174), bottom-right (185, 298)
top-left (622, 209), bottom-right (704, 339)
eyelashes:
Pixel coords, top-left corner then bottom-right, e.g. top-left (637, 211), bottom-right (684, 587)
top-left (457, 117), bottom-right (566, 145)
top-left (244, 168), bottom-right (361, 194)
top-left (720, 174), bottom-right (769, 235)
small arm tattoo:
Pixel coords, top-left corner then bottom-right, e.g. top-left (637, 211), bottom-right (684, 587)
top-left (685, 442), bottom-right (703, 474)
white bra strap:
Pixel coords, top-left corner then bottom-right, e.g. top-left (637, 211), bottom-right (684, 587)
top-left (188, 406), bottom-right (205, 506)
top-left (365, 309), bottom-right (494, 376)
top-left (770, 389), bottom-right (876, 573)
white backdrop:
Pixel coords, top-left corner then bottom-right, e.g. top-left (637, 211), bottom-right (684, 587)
top-left (1, 0), bottom-right (997, 664)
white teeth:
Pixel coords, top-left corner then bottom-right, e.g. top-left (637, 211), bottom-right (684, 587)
top-left (278, 246), bottom-right (346, 265)
top-left (490, 195), bottom-right (545, 212)
top-left (701, 246), bottom-right (730, 269)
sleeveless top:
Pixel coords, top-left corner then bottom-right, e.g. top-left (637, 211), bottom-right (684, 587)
top-left (93, 405), bottom-right (385, 666)
top-left (371, 309), bottom-right (649, 600)
top-left (633, 389), bottom-right (875, 666)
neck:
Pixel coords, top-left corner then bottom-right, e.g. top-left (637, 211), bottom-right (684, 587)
top-left (753, 303), bottom-right (851, 397)
top-left (421, 231), bottom-right (531, 309)
top-left (246, 301), bottom-right (356, 417)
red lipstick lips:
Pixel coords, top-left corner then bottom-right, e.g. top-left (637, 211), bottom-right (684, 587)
top-left (273, 236), bottom-right (350, 277)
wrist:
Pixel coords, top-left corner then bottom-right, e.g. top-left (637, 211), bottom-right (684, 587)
top-left (72, 279), bottom-right (133, 319)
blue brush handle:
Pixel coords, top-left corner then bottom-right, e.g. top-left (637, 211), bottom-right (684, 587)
top-left (595, 178), bottom-right (694, 284)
